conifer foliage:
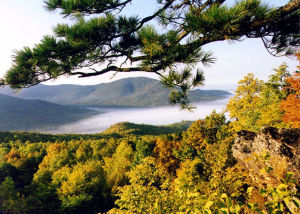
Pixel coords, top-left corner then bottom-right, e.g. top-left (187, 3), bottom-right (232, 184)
top-left (1, 0), bottom-right (299, 107)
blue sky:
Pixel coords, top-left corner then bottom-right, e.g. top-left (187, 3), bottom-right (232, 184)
top-left (0, 0), bottom-right (298, 91)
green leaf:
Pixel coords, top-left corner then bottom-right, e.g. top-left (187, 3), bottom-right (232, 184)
top-left (247, 186), bottom-right (254, 193)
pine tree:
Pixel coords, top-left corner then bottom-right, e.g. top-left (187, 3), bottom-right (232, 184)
top-left (1, 0), bottom-right (299, 108)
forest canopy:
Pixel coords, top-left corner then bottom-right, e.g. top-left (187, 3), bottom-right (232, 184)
top-left (1, 0), bottom-right (299, 108)
top-left (0, 56), bottom-right (299, 213)
top-left (0, 110), bottom-right (299, 213)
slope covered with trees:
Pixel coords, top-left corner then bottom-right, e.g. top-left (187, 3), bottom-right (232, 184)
top-left (1, 77), bottom-right (231, 107)
top-left (0, 0), bottom-right (299, 213)
top-left (0, 111), bottom-right (298, 214)
top-left (0, 94), bottom-right (96, 131)
top-left (2, 59), bottom-right (299, 213)
top-left (103, 121), bottom-right (193, 136)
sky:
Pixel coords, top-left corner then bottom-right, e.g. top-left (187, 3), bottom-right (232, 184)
top-left (0, 0), bottom-right (298, 91)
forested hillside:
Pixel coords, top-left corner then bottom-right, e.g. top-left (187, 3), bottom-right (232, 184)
top-left (1, 61), bottom-right (299, 213)
top-left (0, 77), bottom-right (231, 107)
top-left (0, 111), bottom-right (299, 214)
top-left (103, 121), bottom-right (193, 136)
top-left (0, 0), bottom-right (299, 213)
top-left (0, 94), bottom-right (96, 131)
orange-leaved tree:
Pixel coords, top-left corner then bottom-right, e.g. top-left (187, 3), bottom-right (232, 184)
top-left (280, 53), bottom-right (300, 128)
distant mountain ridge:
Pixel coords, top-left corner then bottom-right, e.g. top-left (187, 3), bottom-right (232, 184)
top-left (0, 94), bottom-right (96, 131)
top-left (0, 77), bottom-right (231, 107)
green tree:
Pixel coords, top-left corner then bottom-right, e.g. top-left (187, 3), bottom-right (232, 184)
top-left (104, 140), bottom-right (134, 192)
top-left (33, 143), bottom-right (75, 184)
top-left (133, 139), bottom-right (155, 166)
top-left (54, 160), bottom-right (109, 214)
top-left (227, 73), bottom-right (263, 132)
top-left (1, 0), bottom-right (299, 108)
top-left (112, 157), bottom-right (174, 213)
top-left (24, 182), bottom-right (62, 214)
top-left (176, 111), bottom-right (230, 160)
top-left (227, 64), bottom-right (291, 132)
top-left (256, 63), bottom-right (290, 128)
top-left (0, 177), bottom-right (27, 214)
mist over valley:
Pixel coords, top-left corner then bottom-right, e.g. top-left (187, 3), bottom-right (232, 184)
top-left (45, 96), bottom-right (231, 134)
top-left (0, 77), bottom-right (232, 133)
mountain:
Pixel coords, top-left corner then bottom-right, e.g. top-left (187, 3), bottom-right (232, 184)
top-left (0, 77), bottom-right (231, 107)
top-left (103, 121), bottom-right (193, 136)
top-left (0, 121), bottom-right (193, 143)
top-left (0, 94), bottom-right (96, 131)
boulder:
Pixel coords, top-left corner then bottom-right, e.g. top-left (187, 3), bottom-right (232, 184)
top-left (232, 127), bottom-right (300, 188)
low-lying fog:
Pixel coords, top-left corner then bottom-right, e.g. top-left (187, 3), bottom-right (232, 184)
top-left (46, 96), bottom-right (232, 134)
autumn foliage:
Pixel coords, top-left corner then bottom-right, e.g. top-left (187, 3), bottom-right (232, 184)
top-left (226, 64), bottom-right (292, 132)
top-left (1, 58), bottom-right (300, 214)
top-left (280, 53), bottom-right (300, 128)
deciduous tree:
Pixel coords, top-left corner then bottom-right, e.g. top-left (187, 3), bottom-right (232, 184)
top-left (227, 73), bottom-right (263, 132)
top-left (227, 64), bottom-right (292, 132)
top-left (104, 140), bottom-right (134, 191)
top-left (256, 63), bottom-right (290, 128)
top-left (280, 53), bottom-right (300, 128)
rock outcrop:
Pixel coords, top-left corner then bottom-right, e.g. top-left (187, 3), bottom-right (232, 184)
top-left (232, 127), bottom-right (300, 188)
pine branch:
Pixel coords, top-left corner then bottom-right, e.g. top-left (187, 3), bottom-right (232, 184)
top-left (71, 66), bottom-right (150, 78)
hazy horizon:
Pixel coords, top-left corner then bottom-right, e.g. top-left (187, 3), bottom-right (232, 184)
top-left (42, 96), bottom-right (232, 134)
top-left (2, 76), bottom-right (238, 92)
top-left (0, 0), bottom-right (297, 90)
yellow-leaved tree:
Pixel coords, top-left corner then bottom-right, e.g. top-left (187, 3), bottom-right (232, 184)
top-left (227, 64), bottom-right (291, 132)
top-left (226, 73), bottom-right (263, 132)
top-left (256, 63), bottom-right (290, 128)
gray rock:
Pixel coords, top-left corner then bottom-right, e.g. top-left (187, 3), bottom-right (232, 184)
top-left (232, 127), bottom-right (300, 188)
